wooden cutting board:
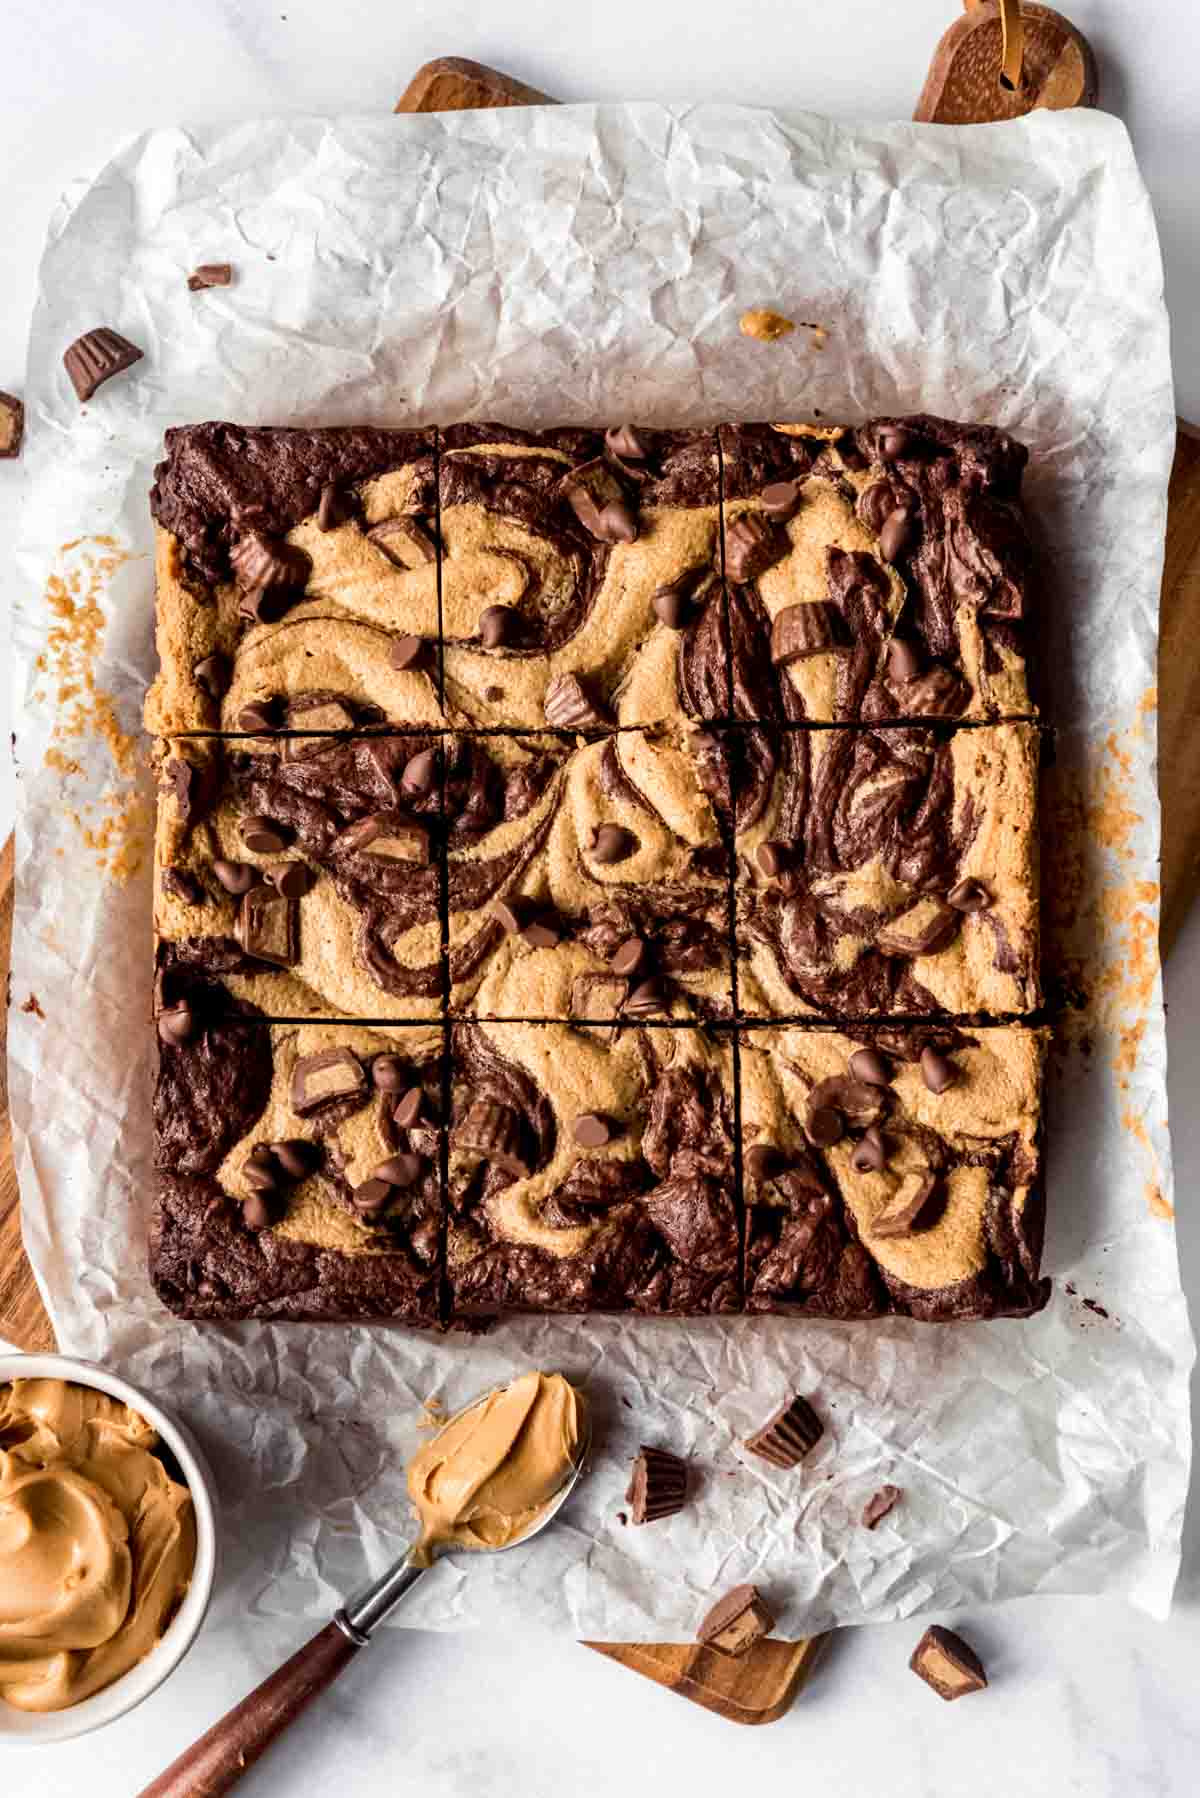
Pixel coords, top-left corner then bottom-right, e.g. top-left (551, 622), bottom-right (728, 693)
top-left (3, 52), bottom-right (1197, 1731)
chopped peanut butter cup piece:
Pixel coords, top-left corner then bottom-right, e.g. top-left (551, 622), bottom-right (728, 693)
top-left (861, 1485), bottom-right (902, 1530)
top-left (334, 813), bottom-right (430, 865)
top-left (558, 457), bottom-right (638, 543)
top-left (725, 512), bottom-right (788, 583)
top-left (626, 1446), bottom-right (687, 1524)
top-left (367, 516), bottom-right (437, 567)
top-left (744, 1394), bottom-right (823, 1468)
top-left (543, 672), bottom-right (613, 730)
top-left (909, 1625), bottom-right (988, 1701)
top-left (872, 1171), bottom-right (941, 1239)
top-left (455, 1099), bottom-right (529, 1176)
top-left (770, 601), bottom-right (846, 663)
top-left (290, 1047), bottom-right (368, 1117)
top-left (696, 1584), bottom-right (775, 1658)
top-left (235, 885), bottom-right (298, 967)
top-left (187, 262), bottom-right (233, 291)
top-left (0, 391), bottom-right (24, 459)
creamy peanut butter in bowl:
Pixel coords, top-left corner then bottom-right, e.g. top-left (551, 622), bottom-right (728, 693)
top-left (0, 1353), bottom-right (219, 1746)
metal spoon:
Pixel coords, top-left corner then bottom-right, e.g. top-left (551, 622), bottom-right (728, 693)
top-left (138, 1388), bottom-right (590, 1798)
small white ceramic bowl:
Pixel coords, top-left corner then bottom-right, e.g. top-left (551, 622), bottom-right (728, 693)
top-left (0, 1350), bottom-right (219, 1746)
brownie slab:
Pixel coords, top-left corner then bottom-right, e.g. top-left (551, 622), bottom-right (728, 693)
top-left (733, 722), bottom-right (1040, 1019)
top-left (154, 733), bottom-right (445, 1022)
top-left (738, 1022), bottom-right (1049, 1320)
top-left (721, 416), bottom-right (1032, 724)
top-left (146, 423), bottom-right (443, 735)
top-left (445, 729), bottom-right (732, 1020)
top-left (447, 1021), bottom-right (739, 1316)
top-left (152, 998), bottom-right (444, 1322)
top-left (439, 424), bottom-right (729, 729)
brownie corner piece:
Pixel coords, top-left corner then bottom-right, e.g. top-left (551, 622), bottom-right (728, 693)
top-left (720, 413), bottom-right (1033, 725)
top-left (438, 423), bottom-right (727, 729)
top-left (153, 732), bottom-right (445, 1024)
top-left (446, 1019), bottom-right (739, 1318)
top-left (734, 721), bottom-right (1040, 1020)
top-left (738, 1021), bottom-right (1049, 1321)
top-left (152, 1008), bottom-right (445, 1323)
top-left (146, 421), bottom-right (440, 735)
top-left (446, 728), bottom-right (733, 1021)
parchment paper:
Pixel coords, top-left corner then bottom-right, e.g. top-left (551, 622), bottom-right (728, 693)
top-left (7, 103), bottom-right (1192, 1648)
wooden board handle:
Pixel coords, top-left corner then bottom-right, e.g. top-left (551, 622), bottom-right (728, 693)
top-left (136, 1622), bottom-right (360, 1798)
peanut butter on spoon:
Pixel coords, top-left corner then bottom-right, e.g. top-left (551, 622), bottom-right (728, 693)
top-left (407, 1371), bottom-right (584, 1567)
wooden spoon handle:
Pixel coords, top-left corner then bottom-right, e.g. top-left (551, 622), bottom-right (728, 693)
top-left (137, 1621), bottom-right (360, 1798)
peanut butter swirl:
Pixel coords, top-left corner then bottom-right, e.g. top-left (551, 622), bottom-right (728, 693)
top-left (0, 1379), bottom-right (195, 1713)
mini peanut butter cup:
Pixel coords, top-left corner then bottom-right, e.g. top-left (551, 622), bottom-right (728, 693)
top-left (696, 1583), bottom-right (775, 1658)
top-left (626, 1445), bottom-right (687, 1525)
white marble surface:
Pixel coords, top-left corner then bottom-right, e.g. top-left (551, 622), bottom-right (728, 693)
top-left (1, 2), bottom-right (1197, 1792)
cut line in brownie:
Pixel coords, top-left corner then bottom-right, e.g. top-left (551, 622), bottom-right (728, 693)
top-left (151, 992), bottom-right (445, 1323)
top-left (731, 721), bottom-right (1041, 1019)
top-left (444, 728), bottom-right (733, 1021)
top-left (446, 1019), bottom-right (740, 1318)
top-left (737, 1020), bottom-right (1048, 1321)
top-left (720, 415), bottom-right (1033, 725)
top-left (154, 733), bottom-right (447, 1024)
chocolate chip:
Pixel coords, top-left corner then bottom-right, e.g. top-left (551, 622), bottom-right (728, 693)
top-left (63, 327), bottom-right (144, 402)
top-left (247, 1144), bottom-right (277, 1169)
top-left (270, 1139), bottom-right (318, 1179)
top-left (756, 840), bottom-right (790, 879)
top-left (805, 1104), bottom-right (844, 1148)
top-left (156, 1000), bottom-right (195, 1046)
top-left (237, 701), bottom-right (279, 733)
top-left (389, 633), bottom-right (426, 671)
top-left (590, 823), bottom-right (638, 864)
top-left (878, 426), bottom-right (912, 462)
top-left (878, 504), bottom-right (915, 563)
top-left (573, 1113), bottom-right (613, 1148)
top-left (240, 815), bottom-right (291, 855)
top-left (887, 637), bottom-right (923, 684)
top-left (759, 480), bottom-right (801, 520)
top-left (851, 1125), bottom-right (888, 1173)
top-left (652, 579), bottom-right (695, 629)
top-left (400, 747), bottom-right (438, 796)
top-left (393, 1086), bottom-right (425, 1129)
top-left (161, 866), bottom-right (205, 907)
top-left (371, 1056), bottom-right (407, 1093)
top-left (192, 653), bottom-right (229, 701)
top-left (490, 900), bottom-right (528, 939)
top-left (317, 482), bottom-right (348, 531)
top-left (352, 1178), bottom-right (393, 1215)
top-left (484, 685), bottom-right (504, 703)
top-left (725, 512), bottom-right (788, 583)
top-left (745, 1142), bottom-right (782, 1182)
top-left (610, 937), bottom-right (648, 977)
top-left (947, 878), bottom-right (990, 912)
top-left (770, 601), bottom-right (846, 663)
top-left (479, 604), bottom-right (516, 648)
top-left (187, 263), bottom-right (233, 291)
top-left (544, 672), bottom-right (612, 730)
top-left (623, 977), bottom-right (669, 1019)
top-left (373, 1153), bottom-right (422, 1188)
top-left (243, 1160), bottom-right (280, 1193)
top-left (920, 1048), bottom-right (958, 1094)
top-left (605, 424), bottom-right (649, 460)
top-left (848, 1047), bottom-right (891, 1087)
top-left (242, 1192), bottom-right (278, 1231)
top-left (808, 1075), bottom-right (886, 1127)
top-left (521, 917), bottom-right (561, 950)
top-left (265, 862), bottom-right (314, 899)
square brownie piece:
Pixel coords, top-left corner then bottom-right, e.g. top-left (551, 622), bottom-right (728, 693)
top-left (154, 733), bottom-right (446, 1022)
top-left (738, 1021), bottom-right (1049, 1321)
top-left (152, 998), bottom-right (445, 1322)
top-left (733, 722), bottom-right (1040, 1019)
top-left (439, 423), bottom-right (728, 729)
top-left (444, 728), bottom-right (732, 1020)
top-left (146, 423), bottom-right (442, 735)
top-left (720, 415), bottom-right (1032, 724)
top-left (446, 1020), bottom-right (739, 1317)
